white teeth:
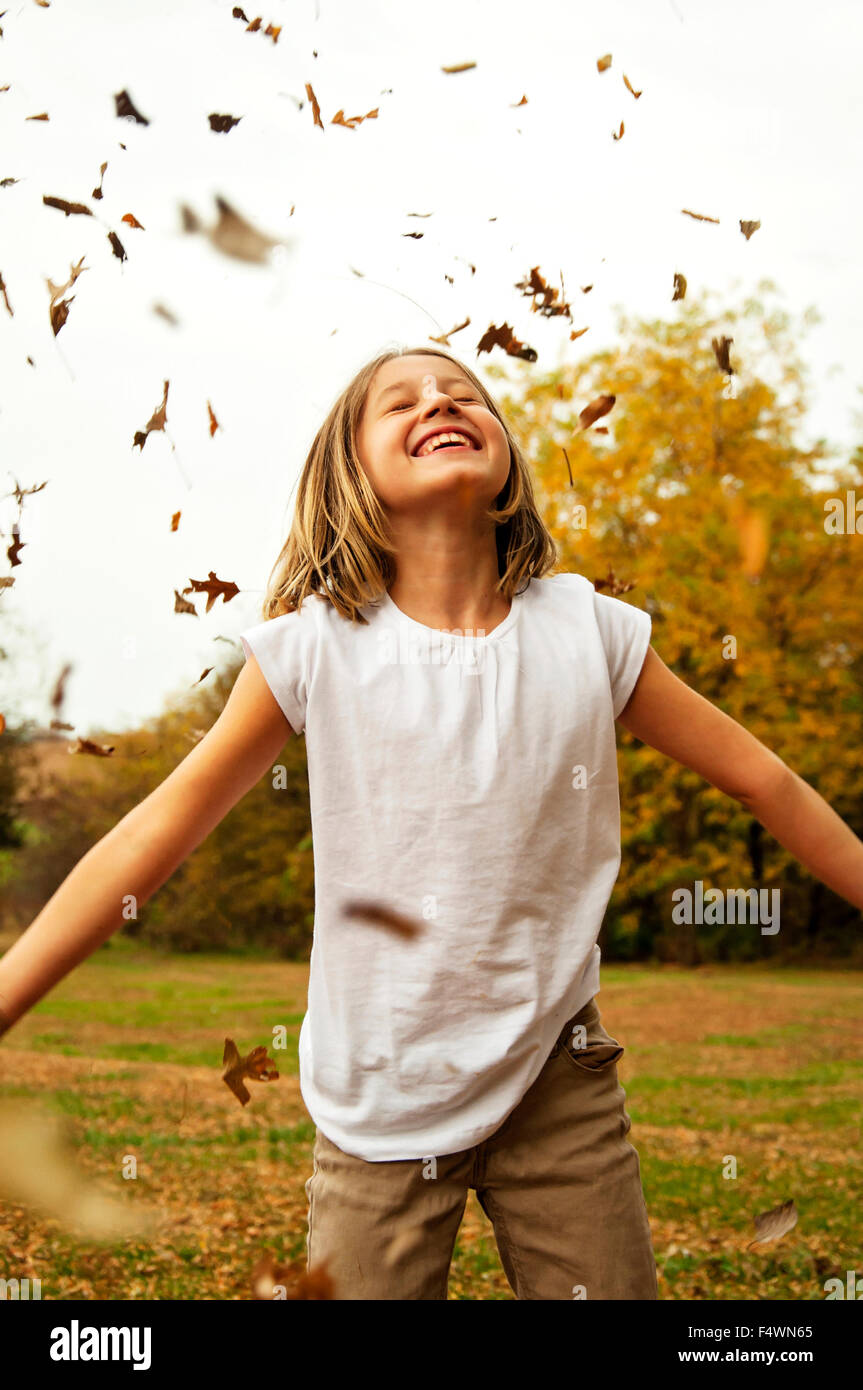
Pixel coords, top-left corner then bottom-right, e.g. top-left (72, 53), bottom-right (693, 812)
top-left (415, 431), bottom-right (474, 457)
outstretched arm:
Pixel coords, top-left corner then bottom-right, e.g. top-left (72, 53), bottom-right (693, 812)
top-left (617, 646), bottom-right (863, 913)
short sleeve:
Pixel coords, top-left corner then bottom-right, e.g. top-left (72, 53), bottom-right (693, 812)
top-left (239, 609), bottom-right (312, 734)
top-left (591, 589), bottom-right (652, 719)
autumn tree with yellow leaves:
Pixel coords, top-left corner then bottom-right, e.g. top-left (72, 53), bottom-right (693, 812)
top-left (490, 282), bottom-right (863, 963)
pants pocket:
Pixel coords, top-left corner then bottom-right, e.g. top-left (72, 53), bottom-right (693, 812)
top-left (559, 1000), bottom-right (624, 1073)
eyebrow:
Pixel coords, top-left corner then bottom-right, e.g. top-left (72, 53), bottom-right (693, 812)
top-left (374, 376), bottom-right (474, 407)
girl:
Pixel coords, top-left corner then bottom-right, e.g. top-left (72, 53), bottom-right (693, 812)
top-left (2, 346), bottom-right (862, 1301)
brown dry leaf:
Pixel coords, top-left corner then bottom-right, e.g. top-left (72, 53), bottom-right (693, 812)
top-left (50, 661), bottom-right (72, 719)
top-left (429, 316), bottom-right (471, 346)
top-left (0, 1100), bottom-right (156, 1240)
top-left (170, 510), bottom-right (181, 531)
top-left (222, 1039), bottom-right (280, 1107)
top-left (185, 195), bottom-right (285, 264)
top-left (511, 94), bottom-right (528, 107)
top-left (92, 161), bottom-right (107, 199)
top-left (579, 393), bottom-right (615, 430)
top-left (115, 89), bottom-right (149, 125)
top-left (251, 1251), bottom-right (335, 1299)
top-left (174, 589), bottom-right (197, 615)
top-left (712, 336), bottom-right (734, 375)
top-left (515, 266), bottom-right (572, 320)
top-left (623, 74), bottom-right (642, 98)
top-left (569, 326), bottom-right (589, 341)
top-left (192, 666), bottom-right (214, 686)
top-left (68, 736), bottom-right (115, 756)
top-left (740, 219), bottom-right (761, 241)
top-left (682, 208), bottom-right (720, 223)
top-left (7, 529), bottom-right (24, 566)
top-left (182, 571), bottom-right (240, 612)
top-left (46, 254), bottom-right (88, 336)
top-left (594, 567), bottom-right (636, 597)
top-left (597, 53), bottom-right (612, 72)
top-left (332, 107), bottom-right (379, 129)
top-left (0, 272), bottom-right (11, 317)
top-left (133, 379), bottom-right (169, 449)
top-left (476, 322), bottom-right (537, 362)
top-left (153, 302), bottom-right (179, 326)
top-left (747, 1198), bottom-right (798, 1249)
top-left (43, 195), bottom-right (92, 218)
top-left (612, 121), bottom-right (624, 141)
top-left (25, 113), bottom-right (49, 121)
top-left (108, 231), bottom-right (127, 262)
top-left (0, 712), bottom-right (5, 734)
top-left (209, 113), bottom-right (242, 133)
top-left (305, 82), bottom-right (324, 129)
top-left (343, 900), bottom-right (425, 940)
top-left (121, 212), bottom-right (145, 229)
top-left (441, 62), bottom-right (476, 74)
top-left (207, 401), bottom-right (220, 436)
top-left (673, 271), bottom-right (687, 301)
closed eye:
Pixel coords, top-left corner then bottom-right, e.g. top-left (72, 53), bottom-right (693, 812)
top-left (390, 397), bottom-right (478, 412)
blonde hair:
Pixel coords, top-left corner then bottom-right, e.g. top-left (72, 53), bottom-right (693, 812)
top-left (259, 345), bottom-right (558, 623)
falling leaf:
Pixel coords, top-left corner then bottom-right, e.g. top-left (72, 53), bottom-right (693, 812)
top-left (740, 219), bottom-right (761, 241)
top-left (192, 667), bottom-right (214, 686)
top-left (569, 327), bottom-right (589, 341)
top-left (115, 89), bottom-right (149, 125)
top-left (121, 212), bottom-right (145, 229)
top-left (429, 316), bottom-right (471, 346)
top-left (43, 195), bottom-right (92, 218)
top-left (441, 62), bottom-right (476, 74)
top-left (207, 402), bottom-right (220, 436)
top-left (68, 737), bottom-right (115, 756)
top-left (222, 1039), bottom-right (279, 1107)
top-left (305, 82), bottom-right (324, 129)
top-left (153, 302), bottom-right (179, 326)
top-left (209, 113), bottom-right (242, 133)
top-left (46, 255), bottom-right (88, 336)
top-left (7, 529), bottom-right (24, 566)
top-left (25, 113), bottom-right (50, 121)
top-left (476, 322), bottom-right (537, 362)
top-left (174, 589), bottom-right (197, 616)
top-left (251, 1251), bottom-right (335, 1299)
top-left (180, 195), bottom-right (286, 264)
top-left (92, 161), bottom-right (108, 199)
top-left (107, 231), bottom-right (126, 262)
top-left (515, 266), bottom-right (572, 320)
top-left (612, 121), bottom-right (625, 140)
top-left (594, 567), bottom-right (636, 597)
top-left (562, 446), bottom-right (574, 488)
top-left (49, 662), bottom-right (72, 719)
top-left (511, 94), bottom-right (528, 106)
top-left (332, 107), bottom-right (378, 129)
top-left (133, 380), bottom-right (169, 449)
top-left (682, 208), bottom-right (720, 223)
top-left (183, 571), bottom-right (240, 612)
top-left (0, 1100), bottom-right (156, 1240)
top-left (623, 74), bottom-right (642, 98)
top-left (402, 231), bottom-right (424, 239)
top-left (0, 271), bottom-right (12, 315)
top-left (170, 510), bottom-right (181, 531)
top-left (712, 336), bottom-right (734, 375)
top-left (578, 393), bottom-right (615, 430)
top-left (672, 271), bottom-right (687, 301)
top-left (747, 1198), bottom-right (797, 1249)
top-left (343, 900), bottom-right (424, 940)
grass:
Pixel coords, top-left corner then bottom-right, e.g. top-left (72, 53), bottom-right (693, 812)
top-left (0, 938), bottom-right (860, 1300)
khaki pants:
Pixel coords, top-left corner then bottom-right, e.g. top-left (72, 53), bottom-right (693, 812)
top-left (304, 996), bottom-right (658, 1299)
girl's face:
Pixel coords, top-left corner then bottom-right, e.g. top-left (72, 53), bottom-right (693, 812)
top-left (355, 355), bottom-right (511, 514)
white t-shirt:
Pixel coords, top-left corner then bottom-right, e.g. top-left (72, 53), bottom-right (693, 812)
top-left (239, 570), bottom-right (651, 1161)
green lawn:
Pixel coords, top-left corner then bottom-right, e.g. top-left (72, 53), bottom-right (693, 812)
top-left (1, 937), bottom-right (860, 1300)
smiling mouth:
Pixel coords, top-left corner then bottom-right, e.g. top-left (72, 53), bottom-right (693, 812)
top-left (412, 432), bottom-right (482, 458)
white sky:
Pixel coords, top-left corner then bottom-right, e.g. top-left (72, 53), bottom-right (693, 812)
top-left (2, 0), bottom-right (861, 733)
